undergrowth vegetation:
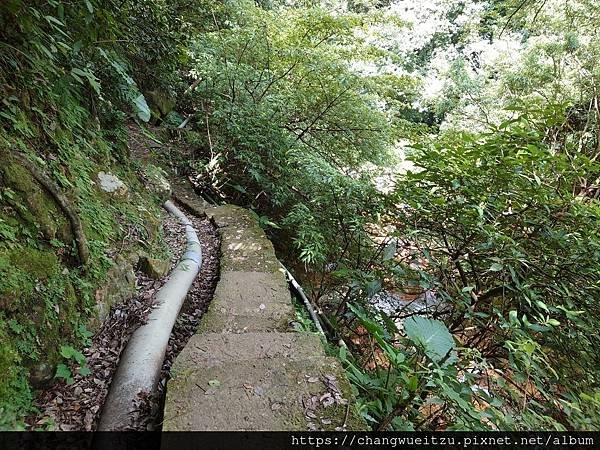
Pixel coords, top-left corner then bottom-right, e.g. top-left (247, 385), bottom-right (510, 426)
top-left (172, 0), bottom-right (600, 430)
top-left (1, 0), bottom-right (599, 431)
top-left (0, 0), bottom-right (181, 428)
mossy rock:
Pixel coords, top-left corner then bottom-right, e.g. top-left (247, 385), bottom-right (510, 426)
top-left (146, 89), bottom-right (176, 117)
top-left (9, 247), bottom-right (60, 279)
top-left (90, 255), bottom-right (136, 330)
top-left (141, 209), bottom-right (162, 243)
top-left (0, 158), bottom-right (71, 243)
top-left (96, 171), bottom-right (129, 197)
top-left (139, 254), bottom-right (170, 279)
top-left (0, 245), bottom-right (84, 411)
top-left (0, 248), bottom-right (60, 311)
top-left (28, 361), bottom-right (54, 389)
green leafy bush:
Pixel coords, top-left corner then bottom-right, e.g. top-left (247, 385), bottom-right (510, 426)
top-left (179, 2), bottom-right (402, 268)
top-left (343, 106), bottom-right (600, 430)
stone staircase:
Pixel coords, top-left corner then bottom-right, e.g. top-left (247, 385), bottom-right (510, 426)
top-left (162, 180), bottom-right (364, 431)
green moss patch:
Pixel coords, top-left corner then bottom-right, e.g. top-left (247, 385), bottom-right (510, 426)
top-left (0, 159), bottom-right (70, 243)
top-left (0, 148), bottom-right (170, 427)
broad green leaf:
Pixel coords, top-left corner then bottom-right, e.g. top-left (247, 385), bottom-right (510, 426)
top-left (536, 300), bottom-right (549, 312)
top-left (55, 364), bottom-right (73, 384)
top-left (339, 344), bottom-right (347, 361)
top-left (71, 68), bottom-right (100, 94)
top-left (132, 94), bottom-right (151, 122)
top-left (382, 240), bottom-right (397, 261)
top-left (528, 323), bottom-right (548, 332)
top-left (44, 15), bottom-right (64, 27)
top-left (59, 345), bottom-right (76, 359)
top-left (403, 316), bottom-right (455, 363)
top-left (407, 375), bottom-right (419, 391)
top-left (490, 263), bottom-right (504, 272)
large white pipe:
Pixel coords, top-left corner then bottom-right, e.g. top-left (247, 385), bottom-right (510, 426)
top-left (97, 200), bottom-right (202, 431)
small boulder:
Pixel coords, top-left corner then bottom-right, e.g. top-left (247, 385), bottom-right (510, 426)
top-left (29, 361), bottom-right (55, 388)
top-left (140, 255), bottom-right (171, 279)
top-left (97, 171), bottom-right (128, 196)
top-left (91, 255), bottom-right (136, 330)
top-left (143, 166), bottom-right (172, 202)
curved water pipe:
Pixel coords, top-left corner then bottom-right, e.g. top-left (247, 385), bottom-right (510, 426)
top-left (280, 263), bottom-right (354, 353)
top-left (279, 263), bottom-right (326, 339)
top-left (97, 200), bottom-right (202, 430)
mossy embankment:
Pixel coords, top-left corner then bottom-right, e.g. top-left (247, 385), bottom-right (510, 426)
top-left (0, 144), bottom-right (170, 428)
top-left (0, 0), bottom-right (187, 428)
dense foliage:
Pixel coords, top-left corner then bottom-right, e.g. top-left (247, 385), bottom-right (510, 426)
top-left (361, 111), bottom-right (600, 430)
top-left (1, 0), bottom-right (599, 431)
top-left (333, 0), bottom-right (600, 430)
top-left (0, 0), bottom-right (183, 427)
top-left (179, 3), bottom-right (404, 270)
top-left (159, 0), bottom-right (600, 430)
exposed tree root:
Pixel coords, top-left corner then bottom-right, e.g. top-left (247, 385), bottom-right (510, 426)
top-left (14, 152), bottom-right (90, 267)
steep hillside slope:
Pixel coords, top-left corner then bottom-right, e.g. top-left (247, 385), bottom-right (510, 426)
top-left (0, 0), bottom-right (181, 427)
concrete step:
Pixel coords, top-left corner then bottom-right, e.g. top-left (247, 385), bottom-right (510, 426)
top-left (208, 204), bottom-right (257, 229)
top-left (173, 193), bottom-right (280, 274)
top-left (163, 356), bottom-right (364, 431)
top-left (219, 224), bottom-right (281, 273)
top-left (171, 332), bottom-right (324, 372)
top-left (197, 271), bottom-right (294, 333)
top-left (170, 177), bottom-right (211, 215)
